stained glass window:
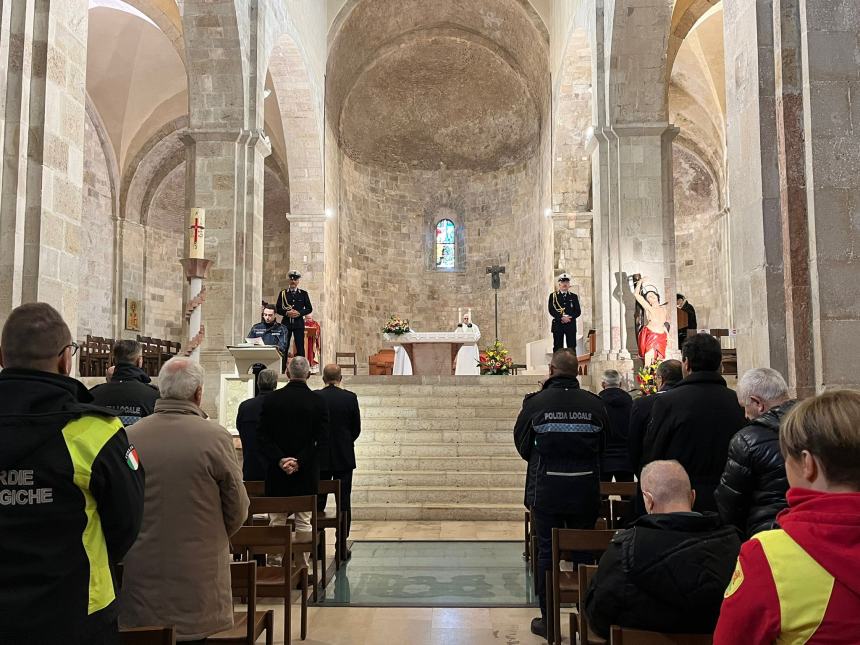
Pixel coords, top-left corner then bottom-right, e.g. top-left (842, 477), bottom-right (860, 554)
top-left (435, 219), bottom-right (456, 269)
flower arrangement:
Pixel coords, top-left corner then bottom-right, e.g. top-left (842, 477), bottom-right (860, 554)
top-left (382, 315), bottom-right (410, 335)
top-left (478, 340), bottom-right (514, 375)
top-left (637, 360), bottom-right (662, 395)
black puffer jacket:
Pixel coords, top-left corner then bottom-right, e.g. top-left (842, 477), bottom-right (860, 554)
top-left (584, 512), bottom-right (741, 638)
top-left (714, 400), bottom-right (797, 538)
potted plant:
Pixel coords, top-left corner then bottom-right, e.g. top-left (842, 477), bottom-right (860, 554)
top-left (478, 340), bottom-right (514, 375)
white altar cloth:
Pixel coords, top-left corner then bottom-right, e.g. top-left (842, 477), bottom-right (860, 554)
top-left (385, 331), bottom-right (480, 375)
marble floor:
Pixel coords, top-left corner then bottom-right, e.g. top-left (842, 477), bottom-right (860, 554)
top-left (259, 521), bottom-right (562, 644)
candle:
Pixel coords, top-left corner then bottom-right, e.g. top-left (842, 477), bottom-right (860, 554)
top-left (188, 208), bottom-right (205, 259)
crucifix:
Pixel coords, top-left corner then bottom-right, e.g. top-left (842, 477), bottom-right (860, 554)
top-left (486, 264), bottom-right (505, 341)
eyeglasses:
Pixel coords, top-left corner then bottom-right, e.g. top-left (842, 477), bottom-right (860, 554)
top-left (58, 341), bottom-right (79, 357)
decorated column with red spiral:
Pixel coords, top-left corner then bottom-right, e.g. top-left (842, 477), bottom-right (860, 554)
top-left (180, 208), bottom-right (212, 362)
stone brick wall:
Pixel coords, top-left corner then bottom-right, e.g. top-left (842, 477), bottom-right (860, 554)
top-left (78, 111), bottom-right (115, 338)
top-left (262, 166), bottom-right (290, 304)
top-left (144, 164), bottom-right (185, 342)
top-left (337, 153), bottom-right (550, 365)
top-left (674, 144), bottom-right (730, 328)
top-left (553, 214), bottom-right (594, 331)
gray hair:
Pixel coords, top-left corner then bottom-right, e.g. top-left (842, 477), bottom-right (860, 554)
top-left (158, 356), bottom-right (204, 400)
top-left (602, 369), bottom-right (622, 388)
top-left (641, 460), bottom-right (692, 507)
top-left (737, 368), bottom-right (789, 406)
top-left (257, 369), bottom-right (278, 392)
top-left (287, 356), bottom-right (311, 380)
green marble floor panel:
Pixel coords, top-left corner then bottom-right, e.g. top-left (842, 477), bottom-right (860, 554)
top-left (315, 541), bottom-right (538, 608)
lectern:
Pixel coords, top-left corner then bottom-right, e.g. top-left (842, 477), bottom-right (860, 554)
top-left (227, 345), bottom-right (281, 374)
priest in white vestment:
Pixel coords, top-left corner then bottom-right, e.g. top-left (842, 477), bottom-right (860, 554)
top-left (454, 311), bottom-right (481, 375)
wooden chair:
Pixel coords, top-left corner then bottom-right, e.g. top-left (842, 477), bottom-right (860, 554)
top-left (599, 482), bottom-right (638, 498)
top-left (600, 481), bottom-right (639, 529)
top-left (229, 526), bottom-right (308, 644)
top-left (335, 352), bottom-right (357, 376)
top-left (83, 335), bottom-right (113, 377)
top-left (574, 564), bottom-right (606, 645)
top-left (247, 496), bottom-right (323, 601)
top-left (317, 479), bottom-right (346, 570)
top-left (510, 363), bottom-right (527, 375)
top-left (578, 330), bottom-right (597, 376)
top-left (368, 348), bottom-right (395, 375)
top-left (120, 627), bottom-right (176, 645)
top-left (244, 481), bottom-right (266, 498)
top-left (547, 528), bottom-right (616, 645)
top-left (610, 626), bottom-right (713, 645)
top-left (208, 561), bottom-right (274, 645)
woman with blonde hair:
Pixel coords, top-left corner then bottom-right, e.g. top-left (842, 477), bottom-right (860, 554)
top-left (715, 389), bottom-right (860, 644)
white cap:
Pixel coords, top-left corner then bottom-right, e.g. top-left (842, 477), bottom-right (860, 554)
top-left (557, 273), bottom-right (571, 282)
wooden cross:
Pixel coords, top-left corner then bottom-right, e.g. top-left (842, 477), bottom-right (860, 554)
top-left (189, 216), bottom-right (205, 244)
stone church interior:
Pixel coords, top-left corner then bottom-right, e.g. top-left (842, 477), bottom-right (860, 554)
top-left (0, 0), bottom-right (858, 644)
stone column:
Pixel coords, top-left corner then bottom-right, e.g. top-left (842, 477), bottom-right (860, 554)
top-left (723, 0), bottom-right (789, 377)
top-left (181, 129), bottom-right (270, 413)
top-left (286, 211), bottom-right (327, 332)
top-left (797, 0), bottom-right (860, 390)
top-left (0, 0), bottom-right (89, 334)
top-left (553, 211), bottom-right (594, 331)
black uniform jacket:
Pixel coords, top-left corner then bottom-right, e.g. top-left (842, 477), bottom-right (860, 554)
top-left (547, 291), bottom-right (582, 332)
top-left (257, 380), bottom-right (329, 496)
top-left (714, 400), bottom-right (796, 538)
top-left (599, 387), bottom-right (634, 473)
top-left (276, 288), bottom-right (313, 329)
top-left (316, 384), bottom-right (361, 472)
top-left (514, 374), bottom-right (609, 515)
top-left (0, 368), bottom-right (144, 644)
top-left (89, 363), bottom-right (159, 426)
top-left (643, 371), bottom-right (746, 512)
top-left (235, 391), bottom-right (272, 481)
top-left (247, 321), bottom-right (287, 354)
top-left (584, 512), bottom-right (741, 638)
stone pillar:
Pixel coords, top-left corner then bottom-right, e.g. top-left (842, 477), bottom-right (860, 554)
top-left (723, 0), bottom-right (789, 377)
top-left (553, 212), bottom-right (594, 331)
top-left (114, 217), bottom-right (146, 338)
top-left (797, 0), bottom-right (860, 390)
top-left (286, 211), bottom-right (327, 329)
top-left (0, 0), bottom-right (89, 334)
top-left (181, 129), bottom-right (270, 413)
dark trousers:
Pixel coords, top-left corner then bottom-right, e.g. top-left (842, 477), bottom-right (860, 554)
top-left (552, 323), bottom-right (576, 353)
top-left (600, 470), bottom-right (635, 482)
top-left (285, 325), bottom-right (305, 357)
top-left (532, 508), bottom-right (598, 617)
top-left (318, 469), bottom-right (354, 551)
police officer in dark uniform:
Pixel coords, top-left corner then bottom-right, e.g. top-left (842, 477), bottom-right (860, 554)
top-left (247, 304), bottom-right (287, 366)
top-left (548, 273), bottom-right (581, 352)
top-left (275, 270), bottom-right (313, 358)
top-left (514, 348), bottom-right (610, 639)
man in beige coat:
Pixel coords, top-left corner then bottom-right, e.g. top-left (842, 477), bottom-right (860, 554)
top-left (119, 357), bottom-right (249, 642)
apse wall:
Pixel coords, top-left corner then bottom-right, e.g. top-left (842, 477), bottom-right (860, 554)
top-left (674, 145), bottom-right (730, 328)
top-left (338, 154), bottom-right (549, 365)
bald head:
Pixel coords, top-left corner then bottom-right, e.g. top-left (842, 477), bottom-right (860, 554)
top-left (322, 363), bottom-right (342, 385)
top-left (549, 348), bottom-right (579, 378)
top-left (640, 460), bottom-right (695, 514)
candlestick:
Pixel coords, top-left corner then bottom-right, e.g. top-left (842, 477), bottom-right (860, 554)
top-left (188, 208), bottom-right (205, 259)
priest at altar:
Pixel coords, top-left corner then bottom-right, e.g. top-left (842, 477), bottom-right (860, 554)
top-left (388, 312), bottom-right (481, 376)
top-left (454, 310), bottom-right (480, 375)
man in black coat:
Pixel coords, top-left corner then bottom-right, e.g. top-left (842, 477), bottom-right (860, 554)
top-left (514, 349), bottom-right (610, 638)
top-left (89, 340), bottom-right (159, 426)
top-left (316, 364), bottom-right (361, 558)
top-left (236, 369), bottom-right (278, 481)
top-left (585, 460), bottom-right (741, 638)
top-left (714, 367), bottom-right (796, 538)
top-left (643, 334), bottom-right (746, 512)
top-left (258, 357), bottom-right (328, 534)
top-left (547, 273), bottom-right (581, 352)
top-left (598, 369), bottom-right (634, 482)
top-left (628, 359), bottom-right (683, 475)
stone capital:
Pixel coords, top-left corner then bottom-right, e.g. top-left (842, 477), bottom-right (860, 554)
top-left (179, 128), bottom-right (273, 155)
top-left (286, 212), bottom-right (328, 224)
top-left (552, 211), bottom-right (593, 224)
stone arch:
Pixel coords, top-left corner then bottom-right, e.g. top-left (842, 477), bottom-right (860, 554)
top-left (668, 0), bottom-right (721, 75)
top-left (267, 33), bottom-right (324, 214)
top-left (120, 117), bottom-right (188, 225)
top-left (85, 95), bottom-right (120, 220)
top-left (117, 0), bottom-right (186, 65)
top-left (604, 0), bottom-right (676, 124)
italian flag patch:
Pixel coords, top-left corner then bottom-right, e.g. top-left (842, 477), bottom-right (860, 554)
top-left (125, 446), bottom-right (140, 471)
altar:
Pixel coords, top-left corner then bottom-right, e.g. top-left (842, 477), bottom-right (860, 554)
top-left (384, 331), bottom-right (480, 376)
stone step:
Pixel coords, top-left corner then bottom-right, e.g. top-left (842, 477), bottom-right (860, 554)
top-left (351, 502), bottom-right (524, 521)
top-left (353, 470), bottom-right (526, 488)
top-left (355, 455), bottom-right (523, 472)
top-left (351, 486), bottom-right (523, 506)
top-left (355, 441), bottom-right (519, 458)
top-left (359, 429), bottom-right (515, 444)
top-left (358, 406), bottom-right (522, 419)
top-left (361, 417), bottom-right (516, 431)
top-left (353, 395), bottom-right (532, 408)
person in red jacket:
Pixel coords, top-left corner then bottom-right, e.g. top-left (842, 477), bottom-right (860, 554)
top-left (714, 389), bottom-right (860, 644)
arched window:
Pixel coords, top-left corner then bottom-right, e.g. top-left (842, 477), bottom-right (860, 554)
top-left (435, 218), bottom-right (456, 269)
